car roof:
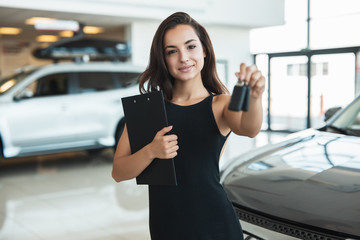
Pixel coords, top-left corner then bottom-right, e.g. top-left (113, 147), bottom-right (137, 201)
top-left (32, 38), bottom-right (131, 62)
top-left (35, 61), bottom-right (145, 73)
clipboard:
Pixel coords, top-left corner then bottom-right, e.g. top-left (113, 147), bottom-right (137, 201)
top-left (121, 91), bottom-right (177, 186)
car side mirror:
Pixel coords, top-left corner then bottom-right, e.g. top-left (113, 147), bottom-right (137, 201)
top-left (14, 88), bottom-right (34, 101)
top-left (324, 106), bottom-right (342, 121)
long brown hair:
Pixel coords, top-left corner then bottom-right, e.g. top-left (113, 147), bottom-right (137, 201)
top-left (139, 12), bottom-right (229, 101)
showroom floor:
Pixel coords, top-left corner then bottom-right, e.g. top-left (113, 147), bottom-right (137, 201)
top-left (0, 131), bottom-right (287, 240)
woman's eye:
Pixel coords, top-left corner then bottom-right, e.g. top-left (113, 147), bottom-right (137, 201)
top-left (167, 49), bottom-right (177, 55)
top-left (188, 45), bottom-right (196, 50)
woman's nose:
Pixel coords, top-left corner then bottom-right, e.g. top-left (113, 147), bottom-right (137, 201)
top-left (179, 51), bottom-right (189, 63)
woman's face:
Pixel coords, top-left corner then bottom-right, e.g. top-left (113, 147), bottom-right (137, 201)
top-left (163, 24), bottom-right (206, 83)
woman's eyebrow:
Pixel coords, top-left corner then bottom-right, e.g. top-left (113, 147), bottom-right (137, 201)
top-left (164, 39), bottom-right (197, 49)
top-left (185, 39), bottom-right (196, 44)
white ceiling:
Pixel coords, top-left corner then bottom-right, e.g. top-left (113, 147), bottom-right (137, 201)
top-left (0, 0), bottom-right (285, 43)
top-left (0, 7), bottom-right (134, 42)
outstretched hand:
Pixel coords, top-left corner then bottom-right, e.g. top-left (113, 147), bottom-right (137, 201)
top-left (235, 63), bottom-right (265, 99)
top-left (149, 126), bottom-right (179, 159)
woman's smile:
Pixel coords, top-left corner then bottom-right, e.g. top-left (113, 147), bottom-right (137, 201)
top-left (178, 64), bottom-right (194, 72)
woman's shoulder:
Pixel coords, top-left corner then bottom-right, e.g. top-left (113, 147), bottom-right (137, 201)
top-left (213, 93), bottom-right (230, 104)
top-left (212, 93), bottom-right (230, 113)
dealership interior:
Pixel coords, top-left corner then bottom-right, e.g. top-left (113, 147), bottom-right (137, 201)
top-left (1, 0), bottom-right (360, 240)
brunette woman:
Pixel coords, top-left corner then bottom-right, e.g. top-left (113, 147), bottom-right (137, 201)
top-left (112, 12), bottom-right (265, 240)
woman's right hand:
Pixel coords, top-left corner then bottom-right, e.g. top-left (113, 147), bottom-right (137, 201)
top-left (148, 126), bottom-right (179, 159)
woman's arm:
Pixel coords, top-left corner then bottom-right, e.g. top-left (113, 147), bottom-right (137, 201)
top-left (112, 125), bottom-right (178, 182)
top-left (215, 63), bottom-right (265, 138)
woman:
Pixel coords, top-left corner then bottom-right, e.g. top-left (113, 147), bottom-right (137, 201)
top-left (112, 12), bottom-right (265, 240)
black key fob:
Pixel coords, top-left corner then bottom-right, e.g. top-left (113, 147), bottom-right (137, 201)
top-left (228, 81), bottom-right (250, 112)
top-left (241, 85), bottom-right (250, 111)
top-left (229, 81), bottom-right (247, 111)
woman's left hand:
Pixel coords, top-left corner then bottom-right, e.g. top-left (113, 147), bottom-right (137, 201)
top-left (235, 63), bottom-right (265, 99)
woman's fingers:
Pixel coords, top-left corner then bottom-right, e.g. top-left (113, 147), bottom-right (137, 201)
top-left (244, 64), bottom-right (258, 84)
top-left (236, 63), bottom-right (265, 99)
top-left (236, 63), bottom-right (258, 83)
top-left (156, 125), bottom-right (173, 136)
top-left (151, 126), bottom-right (179, 159)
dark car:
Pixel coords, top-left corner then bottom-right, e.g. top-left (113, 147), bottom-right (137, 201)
top-left (221, 95), bottom-right (360, 240)
top-left (32, 38), bottom-right (131, 62)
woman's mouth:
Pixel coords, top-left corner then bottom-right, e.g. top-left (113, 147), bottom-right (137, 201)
top-left (178, 65), bottom-right (194, 72)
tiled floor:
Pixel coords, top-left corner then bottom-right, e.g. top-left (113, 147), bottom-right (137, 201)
top-left (0, 131), bottom-right (288, 240)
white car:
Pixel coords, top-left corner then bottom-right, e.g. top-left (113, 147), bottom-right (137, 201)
top-left (0, 62), bottom-right (143, 159)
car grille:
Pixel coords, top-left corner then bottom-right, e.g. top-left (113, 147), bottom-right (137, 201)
top-left (234, 204), bottom-right (352, 240)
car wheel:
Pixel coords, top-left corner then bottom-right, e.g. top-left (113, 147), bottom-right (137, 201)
top-left (114, 118), bottom-right (126, 149)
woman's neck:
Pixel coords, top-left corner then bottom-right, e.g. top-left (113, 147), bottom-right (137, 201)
top-left (171, 79), bottom-right (209, 105)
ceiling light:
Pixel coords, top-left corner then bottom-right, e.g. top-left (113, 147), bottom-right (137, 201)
top-left (0, 27), bottom-right (22, 35)
top-left (25, 17), bottom-right (55, 25)
top-left (36, 35), bottom-right (59, 42)
top-left (0, 79), bottom-right (16, 93)
top-left (35, 19), bottom-right (79, 32)
top-left (84, 26), bottom-right (104, 34)
top-left (59, 30), bottom-right (74, 37)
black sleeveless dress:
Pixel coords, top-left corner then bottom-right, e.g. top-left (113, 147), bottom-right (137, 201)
top-left (148, 94), bottom-right (244, 240)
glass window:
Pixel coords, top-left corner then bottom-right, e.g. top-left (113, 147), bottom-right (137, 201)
top-left (31, 73), bottom-right (68, 97)
top-left (251, 0), bottom-right (360, 53)
top-left (270, 56), bottom-right (308, 131)
top-left (77, 72), bottom-right (114, 93)
top-left (310, 53), bottom-right (356, 127)
top-left (310, 0), bottom-right (360, 19)
top-left (310, 0), bottom-right (360, 49)
top-left (331, 96), bottom-right (360, 136)
top-left (254, 0), bottom-right (360, 132)
top-left (310, 14), bottom-right (360, 49)
top-left (255, 54), bottom-right (269, 130)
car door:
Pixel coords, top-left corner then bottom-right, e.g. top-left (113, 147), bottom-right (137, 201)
top-left (71, 71), bottom-right (120, 145)
top-left (72, 71), bottom-right (139, 146)
top-left (6, 72), bottom-right (77, 154)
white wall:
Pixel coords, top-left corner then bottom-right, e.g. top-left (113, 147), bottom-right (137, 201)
top-left (128, 21), bottom-right (159, 68)
top-left (207, 26), bottom-right (251, 87)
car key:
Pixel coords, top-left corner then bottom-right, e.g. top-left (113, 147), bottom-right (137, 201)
top-left (241, 84), bottom-right (250, 111)
top-left (228, 80), bottom-right (250, 111)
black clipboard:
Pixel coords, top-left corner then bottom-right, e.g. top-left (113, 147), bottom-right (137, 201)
top-left (121, 91), bottom-right (177, 186)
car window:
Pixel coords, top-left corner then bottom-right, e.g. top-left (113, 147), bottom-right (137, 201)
top-left (113, 72), bottom-right (140, 88)
top-left (77, 72), bottom-right (114, 93)
top-left (22, 73), bottom-right (69, 98)
top-left (331, 97), bottom-right (360, 136)
top-left (349, 112), bottom-right (360, 130)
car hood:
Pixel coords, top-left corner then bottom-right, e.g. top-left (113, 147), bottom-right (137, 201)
top-left (222, 129), bottom-right (360, 237)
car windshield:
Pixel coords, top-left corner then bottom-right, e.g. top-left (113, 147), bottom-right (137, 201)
top-left (0, 69), bottom-right (36, 95)
top-left (328, 96), bottom-right (360, 137)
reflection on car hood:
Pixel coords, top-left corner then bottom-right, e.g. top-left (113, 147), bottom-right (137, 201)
top-left (222, 130), bottom-right (360, 237)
